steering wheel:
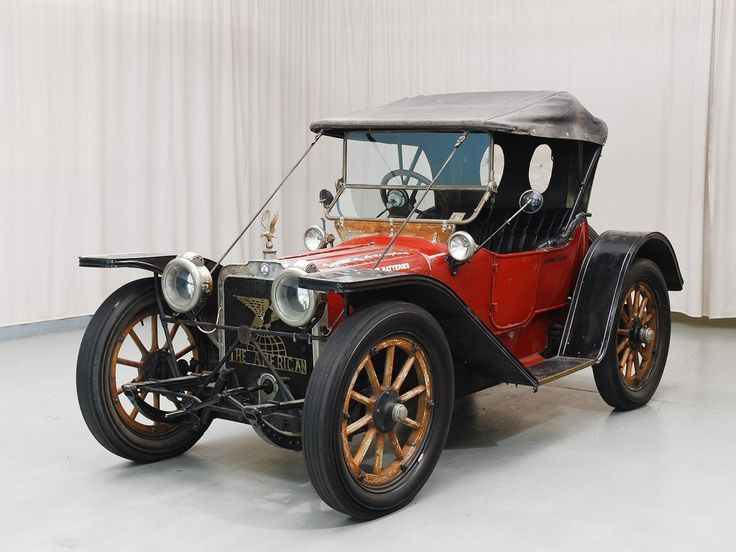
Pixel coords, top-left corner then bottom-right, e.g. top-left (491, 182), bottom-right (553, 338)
top-left (379, 169), bottom-right (434, 217)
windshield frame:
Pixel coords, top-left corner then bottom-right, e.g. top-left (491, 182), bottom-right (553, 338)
top-left (324, 130), bottom-right (495, 225)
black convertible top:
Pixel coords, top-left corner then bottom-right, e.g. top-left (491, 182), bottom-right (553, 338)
top-left (310, 91), bottom-right (607, 145)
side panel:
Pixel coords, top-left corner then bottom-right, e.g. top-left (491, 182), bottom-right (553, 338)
top-left (490, 253), bottom-right (540, 328)
top-left (559, 231), bottom-right (683, 362)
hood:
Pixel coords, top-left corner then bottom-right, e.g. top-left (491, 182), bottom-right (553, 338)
top-left (281, 237), bottom-right (444, 275)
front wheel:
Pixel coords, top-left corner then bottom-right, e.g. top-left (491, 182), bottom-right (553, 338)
top-left (77, 278), bottom-right (211, 462)
top-left (593, 259), bottom-right (671, 410)
top-left (303, 301), bottom-right (454, 519)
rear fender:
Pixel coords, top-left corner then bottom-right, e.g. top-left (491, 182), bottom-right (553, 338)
top-left (559, 231), bottom-right (683, 362)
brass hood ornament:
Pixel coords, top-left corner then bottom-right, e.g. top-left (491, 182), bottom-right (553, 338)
top-left (260, 210), bottom-right (279, 259)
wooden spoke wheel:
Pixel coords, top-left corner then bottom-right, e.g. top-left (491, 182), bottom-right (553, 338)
top-left (615, 282), bottom-right (658, 390)
top-left (594, 259), bottom-right (671, 410)
top-left (303, 301), bottom-right (454, 519)
top-left (341, 337), bottom-right (433, 487)
top-left (77, 278), bottom-right (211, 463)
top-left (110, 309), bottom-right (200, 434)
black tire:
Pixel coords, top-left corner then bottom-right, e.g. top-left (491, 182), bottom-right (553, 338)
top-left (593, 259), bottom-right (671, 410)
top-left (77, 278), bottom-right (211, 462)
top-left (303, 301), bottom-right (454, 519)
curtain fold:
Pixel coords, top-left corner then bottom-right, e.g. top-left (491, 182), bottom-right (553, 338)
top-left (704, 0), bottom-right (736, 317)
top-left (0, 0), bottom-right (733, 325)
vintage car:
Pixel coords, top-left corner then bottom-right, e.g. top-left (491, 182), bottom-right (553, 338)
top-left (77, 91), bottom-right (683, 519)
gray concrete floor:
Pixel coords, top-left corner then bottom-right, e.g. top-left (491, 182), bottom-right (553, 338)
top-left (0, 318), bottom-right (734, 551)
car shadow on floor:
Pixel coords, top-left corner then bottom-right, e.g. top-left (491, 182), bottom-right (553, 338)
top-left (103, 381), bottom-right (611, 526)
top-left (444, 381), bottom-right (609, 450)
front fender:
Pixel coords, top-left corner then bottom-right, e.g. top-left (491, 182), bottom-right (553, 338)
top-left (560, 231), bottom-right (683, 362)
top-left (79, 253), bottom-right (218, 274)
top-left (80, 253), bottom-right (221, 326)
top-left (299, 270), bottom-right (538, 391)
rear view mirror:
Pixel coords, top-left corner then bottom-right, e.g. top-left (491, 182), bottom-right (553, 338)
top-left (519, 189), bottom-right (543, 214)
top-left (319, 189), bottom-right (334, 208)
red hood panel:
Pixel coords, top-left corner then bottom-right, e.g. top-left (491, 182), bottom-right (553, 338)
top-left (282, 237), bottom-right (445, 275)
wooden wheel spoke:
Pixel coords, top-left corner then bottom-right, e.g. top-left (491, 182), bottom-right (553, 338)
top-left (346, 414), bottom-right (372, 436)
top-left (350, 391), bottom-right (373, 406)
top-left (616, 338), bottom-right (629, 353)
top-left (638, 297), bottom-right (649, 318)
top-left (620, 348), bottom-right (631, 369)
top-left (399, 385), bottom-right (426, 403)
top-left (175, 344), bottom-right (195, 359)
top-left (353, 428), bottom-right (377, 465)
top-left (153, 393), bottom-right (160, 410)
top-left (373, 434), bottom-right (385, 474)
top-left (382, 346), bottom-right (395, 387)
top-left (641, 312), bottom-right (654, 325)
top-left (617, 328), bottom-right (629, 335)
top-left (392, 355), bottom-right (416, 391)
top-left (389, 431), bottom-right (403, 460)
top-left (364, 357), bottom-right (381, 394)
top-left (117, 357), bottom-right (143, 368)
top-left (401, 417), bottom-right (421, 430)
top-left (129, 328), bottom-right (148, 356)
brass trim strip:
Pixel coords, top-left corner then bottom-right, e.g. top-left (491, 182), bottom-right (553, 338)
top-left (536, 358), bottom-right (596, 386)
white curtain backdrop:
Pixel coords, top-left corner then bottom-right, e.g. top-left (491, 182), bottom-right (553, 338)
top-left (1, 0), bottom-right (734, 326)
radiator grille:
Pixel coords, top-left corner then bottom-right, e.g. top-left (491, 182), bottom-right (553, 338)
top-left (222, 276), bottom-right (313, 386)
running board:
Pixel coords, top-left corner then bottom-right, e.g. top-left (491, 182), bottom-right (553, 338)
top-left (527, 356), bottom-right (596, 386)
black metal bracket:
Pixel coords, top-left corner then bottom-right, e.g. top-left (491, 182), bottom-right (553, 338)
top-left (445, 255), bottom-right (467, 277)
top-left (123, 372), bottom-right (304, 439)
top-left (152, 274), bottom-right (183, 378)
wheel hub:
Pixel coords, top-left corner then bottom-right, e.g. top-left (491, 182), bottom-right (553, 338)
top-left (627, 317), bottom-right (654, 350)
top-left (143, 350), bottom-right (170, 380)
top-left (372, 388), bottom-right (401, 433)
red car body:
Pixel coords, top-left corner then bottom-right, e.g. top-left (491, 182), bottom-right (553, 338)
top-left (285, 222), bottom-right (588, 367)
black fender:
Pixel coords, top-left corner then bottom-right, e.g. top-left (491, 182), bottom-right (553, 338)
top-left (79, 253), bottom-right (177, 273)
top-left (79, 253), bottom-right (219, 274)
top-left (559, 231), bottom-right (683, 362)
top-left (299, 269), bottom-right (537, 392)
top-left (79, 253), bottom-right (221, 327)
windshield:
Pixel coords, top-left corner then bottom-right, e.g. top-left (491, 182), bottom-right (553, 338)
top-left (328, 131), bottom-right (491, 222)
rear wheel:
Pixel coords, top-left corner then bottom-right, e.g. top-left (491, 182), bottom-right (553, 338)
top-left (593, 259), bottom-right (671, 410)
top-left (77, 278), bottom-right (211, 462)
top-left (303, 301), bottom-right (453, 519)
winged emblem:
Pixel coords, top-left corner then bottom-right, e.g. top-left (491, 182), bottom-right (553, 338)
top-left (260, 210), bottom-right (278, 250)
top-left (235, 295), bottom-right (279, 329)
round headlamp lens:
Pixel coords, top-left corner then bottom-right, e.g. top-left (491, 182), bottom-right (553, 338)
top-left (448, 231), bottom-right (476, 262)
top-left (174, 268), bottom-right (195, 301)
top-left (304, 226), bottom-right (326, 251)
top-left (161, 252), bottom-right (212, 314)
top-left (271, 268), bottom-right (322, 327)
